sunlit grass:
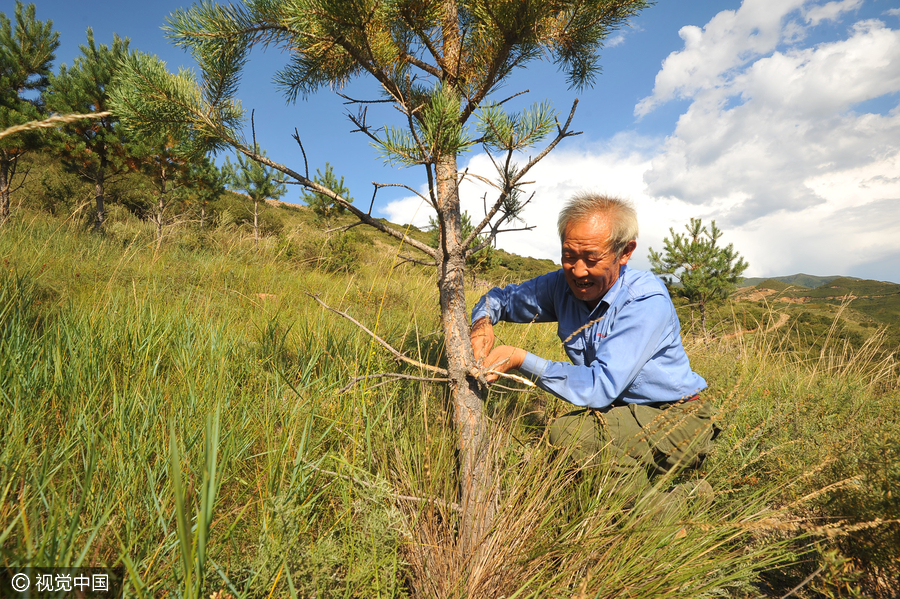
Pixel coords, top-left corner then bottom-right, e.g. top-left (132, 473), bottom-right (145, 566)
top-left (2, 211), bottom-right (897, 597)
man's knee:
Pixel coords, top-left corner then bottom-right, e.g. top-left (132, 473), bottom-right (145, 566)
top-left (548, 410), bottom-right (603, 462)
top-left (633, 399), bottom-right (717, 471)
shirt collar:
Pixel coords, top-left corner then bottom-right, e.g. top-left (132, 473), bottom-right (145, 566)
top-left (592, 264), bottom-right (628, 314)
top-left (559, 265), bottom-right (630, 312)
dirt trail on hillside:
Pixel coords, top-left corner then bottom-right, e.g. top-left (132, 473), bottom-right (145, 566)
top-left (722, 312), bottom-right (790, 340)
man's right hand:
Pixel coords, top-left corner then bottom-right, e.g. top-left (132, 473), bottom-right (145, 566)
top-left (470, 316), bottom-right (495, 364)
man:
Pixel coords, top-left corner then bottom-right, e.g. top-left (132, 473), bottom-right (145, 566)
top-left (470, 193), bottom-right (715, 497)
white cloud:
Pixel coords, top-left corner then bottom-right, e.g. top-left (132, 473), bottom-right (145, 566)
top-left (803, 0), bottom-right (864, 26)
top-left (606, 33), bottom-right (627, 48)
top-left (636, 2), bottom-right (900, 281)
top-left (635, 0), bottom-right (808, 117)
top-left (643, 16), bottom-right (900, 223)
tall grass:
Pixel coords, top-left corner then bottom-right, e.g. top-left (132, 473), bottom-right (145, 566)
top-left (2, 211), bottom-right (897, 597)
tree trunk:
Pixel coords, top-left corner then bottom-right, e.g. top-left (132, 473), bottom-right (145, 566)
top-left (0, 160), bottom-right (10, 223)
top-left (200, 202), bottom-right (206, 229)
top-left (435, 152), bottom-right (496, 559)
top-left (436, 0), bottom-right (496, 566)
top-left (93, 161), bottom-right (106, 232)
top-left (700, 300), bottom-right (707, 337)
top-left (156, 193), bottom-right (165, 241)
top-left (253, 199), bottom-right (259, 248)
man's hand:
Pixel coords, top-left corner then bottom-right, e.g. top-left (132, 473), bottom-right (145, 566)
top-left (470, 316), bottom-right (495, 364)
top-left (482, 345), bottom-right (527, 383)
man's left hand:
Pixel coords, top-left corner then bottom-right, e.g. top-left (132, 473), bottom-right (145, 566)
top-left (482, 345), bottom-right (527, 383)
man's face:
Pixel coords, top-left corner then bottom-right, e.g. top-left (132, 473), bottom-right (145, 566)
top-left (561, 215), bottom-right (636, 309)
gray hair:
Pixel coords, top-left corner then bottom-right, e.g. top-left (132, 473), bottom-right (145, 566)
top-left (557, 193), bottom-right (638, 257)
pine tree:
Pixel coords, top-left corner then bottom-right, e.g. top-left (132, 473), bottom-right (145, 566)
top-left (222, 147), bottom-right (286, 247)
top-left (648, 218), bottom-right (749, 336)
top-left (186, 156), bottom-right (227, 230)
top-left (0, 1), bottom-right (59, 222)
top-left (301, 162), bottom-right (353, 223)
top-left (45, 29), bottom-right (131, 230)
top-left (128, 132), bottom-right (193, 244)
top-left (111, 0), bottom-right (650, 573)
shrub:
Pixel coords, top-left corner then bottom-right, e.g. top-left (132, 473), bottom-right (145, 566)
top-left (301, 231), bottom-right (361, 274)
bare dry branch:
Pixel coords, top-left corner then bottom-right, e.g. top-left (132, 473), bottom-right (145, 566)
top-left (469, 367), bottom-right (537, 388)
top-left (398, 254), bottom-right (438, 267)
top-left (466, 224), bottom-right (535, 256)
top-left (235, 143), bottom-right (437, 257)
top-left (493, 89), bottom-right (530, 108)
top-left (336, 91), bottom-right (394, 105)
top-left (304, 461), bottom-right (461, 512)
top-left (291, 128), bottom-right (309, 179)
top-left (374, 182), bottom-right (435, 208)
top-left (462, 100), bottom-right (581, 249)
top-left (324, 221), bottom-right (364, 234)
top-left (399, 50), bottom-right (443, 79)
top-left (338, 372), bottom-right (451, 393)
top-left (0, 111), bottom-right (112, 139)
top-left (306, 292), bottom-right (446, 375)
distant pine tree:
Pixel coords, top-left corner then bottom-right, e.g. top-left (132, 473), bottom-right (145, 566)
top-left (128, 132), bottom-right (193, 243)
top-left (45, 29), bottom-right (131, 230)
top-left (223, 146), bottom-right (286, 247)
top-left (0, 1), bottom-right (59, 222)
top-left (187, 157), bottom-right (227, 230)
top-left (301, 162), bottom-right (353, 224)
top-left (649, 218), bottom-right (748, 335)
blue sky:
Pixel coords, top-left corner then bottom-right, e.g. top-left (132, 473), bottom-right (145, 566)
top-left (34, 0), bottom-right (900, 282)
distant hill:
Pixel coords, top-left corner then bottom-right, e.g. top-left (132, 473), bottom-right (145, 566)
top-left (738, 273), bottom-right (855, 289)
top-left (753, 279), bottom-right (809, 292)
top-left (732, 275), bottom-right (900, 346)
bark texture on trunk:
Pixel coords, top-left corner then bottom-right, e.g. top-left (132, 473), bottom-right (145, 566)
top-left (700, 301), bottom-right (707, 337)
top-left (435, 0), bottom-right (497, 565)
top-left (0, 160), bottom-right (10, 222)
top-left (93, 160), bottom-right (106, 232)
top-left (435, 153), bottom-right (496, 559)
top-left (253, 200), bottom-right (260, 248)
top-left (156, 193), bottom-right (165, 241)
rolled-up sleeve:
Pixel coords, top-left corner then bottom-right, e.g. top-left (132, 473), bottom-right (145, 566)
top-left (472, 271), bottom-right (561, 325)
top-left (517, 293), bottom-right (673, 409)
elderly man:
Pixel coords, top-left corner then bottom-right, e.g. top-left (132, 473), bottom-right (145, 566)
top-left (470, 193), bottom-right (715, 497)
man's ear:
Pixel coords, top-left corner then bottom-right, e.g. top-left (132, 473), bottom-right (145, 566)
top-left (619, 240), bottom-right (637, 265)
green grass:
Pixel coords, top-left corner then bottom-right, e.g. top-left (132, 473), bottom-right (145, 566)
top-left (2, 210), bottom-right (898, 598)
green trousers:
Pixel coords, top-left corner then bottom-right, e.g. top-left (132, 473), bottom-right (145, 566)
top-left (548, 399), bottom-right (717, 490)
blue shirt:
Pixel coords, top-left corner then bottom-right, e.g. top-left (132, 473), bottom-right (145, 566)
top-left (471, 265), bottom-right (707, 409)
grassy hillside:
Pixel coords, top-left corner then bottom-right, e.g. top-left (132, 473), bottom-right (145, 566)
top-left (738, 273), bottom-right (854, 289)
top-left (2, 209), bottom-right (899, 598)
top-left (724, 276), bottom-right (900, 353)
top-left (753, 278), bottom-right (807, 292)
